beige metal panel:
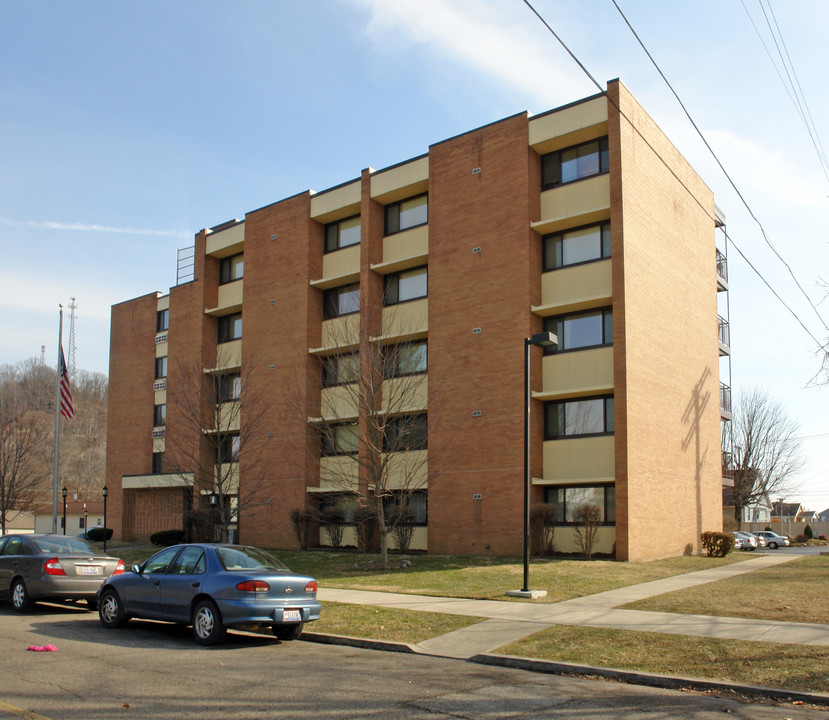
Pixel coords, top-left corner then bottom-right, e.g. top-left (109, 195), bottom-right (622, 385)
top-left (320, 524), bottom-right (427, 551)
top-left (310, 180), bottom-right (361, 221)
top-left (152, 437), bottom-right (166, 453)
top-left (215, 340), bottom-right (242, 369)
top-left (320, 385), bottom-right (359, 421)
top-left (205, 222), bottom-right (245, 257)
top-left (536, 260), bottom-right (612, 316)
top-left (370, 156), bottom-right (429, 202)
top-left (320, 525), bottom-right (359, 548)
top-left (321, 244), bottom-right (361, 280)
top-left (320, 314), bottom-right (360, 350)
top-left (319, 456), bottom-right (359, 488)
top-left (382, 375), bottom-right (427, 414)
top-left (217, 402), bottom-right (241, 432)
top-left (374, 225), bottom-right (429, 271)
top-left (550, 526), bottom-right (615, 555)
top-left (157, 295), bottom-right (170, 311)
top-left (540, 347), bottom-right (614, 399)
top-left (534, 176), bottom-right (611, 235)
top-left (529, 97), bottom-right (608, 153)
top-left (155, 340), bottom-right (168, 358)
top-left (153, 388), bottom-right (167, 405)
top-left (383, 450), bottom-right (428, 490)
top-left (217, 464), bottom-right (240, 494)
top-left (541, 435), bottom-right (615, 482)
top-left (122, 473), bottom-right (193, 489)
top-left (216, 280), bottom-right (243, 310)
top-left (381, 299), bottom-right (428, 339)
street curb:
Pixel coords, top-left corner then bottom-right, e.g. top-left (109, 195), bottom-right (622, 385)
top-left (302, 632), bottom-right (829, 708)
top-left (472, 653), bottom-right (829, 708)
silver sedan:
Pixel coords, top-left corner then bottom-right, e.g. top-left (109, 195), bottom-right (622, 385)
top-left (0, 534), bottom-right (124, 612)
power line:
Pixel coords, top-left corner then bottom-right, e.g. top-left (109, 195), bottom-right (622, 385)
top-left (607, 0), bottom-right (829, 340)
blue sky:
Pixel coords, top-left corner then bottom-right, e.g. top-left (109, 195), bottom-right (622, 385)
top-left (2, 0), bottom-right (828, 511)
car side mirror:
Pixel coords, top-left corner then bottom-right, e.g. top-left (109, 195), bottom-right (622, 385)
top-left (131, 564), bottom-right (142, 574)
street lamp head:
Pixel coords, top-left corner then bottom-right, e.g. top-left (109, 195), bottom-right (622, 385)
top-left (209, 491), bottom-right (218, 506)
top-left (102, 485), bottom-right (108, 498)
top-left (528, 331), bottom-right (557, 348)
top-left (61, 487), bottom-right (67, 499)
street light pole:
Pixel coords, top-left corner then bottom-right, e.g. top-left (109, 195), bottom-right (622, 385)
top-left (507, 331), bottom-right (555, 599)
top-left (61, 487), bottom-right (67, 535)
top-left (102, 485), bottom-right (108, 552)
top-left (209, 492), bottom-right (217, 543)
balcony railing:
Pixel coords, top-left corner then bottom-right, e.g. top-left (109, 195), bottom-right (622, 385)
top-left (720, 382), bottom-right (732, 417)
top-left (716, 249), bottom-right (728, 291)
top-left (718, 316), bottom-right (730, 355)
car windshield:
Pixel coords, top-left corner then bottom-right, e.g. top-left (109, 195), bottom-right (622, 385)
top-left (216, 546), bottom-right (290, 572)
top-left (33, 537), bottom-right (97, 555)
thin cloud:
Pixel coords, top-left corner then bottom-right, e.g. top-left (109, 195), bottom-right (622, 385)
top-left (0, 217), bottom-right (190, 239)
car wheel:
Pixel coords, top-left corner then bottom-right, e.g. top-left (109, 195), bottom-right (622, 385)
top-left (272, 622), bottom-right (304, 641)
top-left (768, 542), bottom-right (778, 549)
top-left (86, 598), bottom-right (98, 611)
top-left (10, 578), bottom-right (34, 613)
top-left (98, 589), bottom-right (129, 628)
top-left (192, 599), bottom-right (226, 646)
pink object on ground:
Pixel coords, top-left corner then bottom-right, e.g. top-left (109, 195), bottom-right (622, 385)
top-left (26, 645), bottom-right (57, 652)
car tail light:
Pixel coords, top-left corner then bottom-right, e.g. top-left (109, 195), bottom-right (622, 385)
top-left (44, 558), bottom-right (66, 576)
top-left (305, 581), bottom-right (317, 593)
top-left (236, 580), bottom-right (270, 592)
top-left (113, 559), bottom-right (125, 575)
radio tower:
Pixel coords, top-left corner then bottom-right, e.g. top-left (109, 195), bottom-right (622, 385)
top-left (67, 297), bottom-right (78, 378)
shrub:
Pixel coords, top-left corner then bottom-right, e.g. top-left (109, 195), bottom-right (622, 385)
top-left (573, 503), bottom-right (602, 561)
top-left (320, 506), bottom-right (345, 550)
top-left (530, 503), bottom-right (556, 556)
top-left (701, 531), bottom-right (734, 557)
top-left (794, 534), bottom-right (809, 544)
top-left (388, 505), bottom-right (416, 554)
top-left (804, 524), bottom-right (814, 540)
top-left (819, 535), bottom-right (828, 541)
top-left (86, 527), bottom-right (113, 542)
top-left (355, 506), bottom-right (377, 552)
top-left (150, 529), bottom-right (186, 546)
top-left (290, 508), bottom-right (317, 550)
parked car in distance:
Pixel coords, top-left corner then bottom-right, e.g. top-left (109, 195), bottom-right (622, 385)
top-left (752, 531), bottom-right (791, 549)
top-left (97, 544), bottom-right (322, 646)
top-left (733, 531), bottom-right (758, 550)
top-left (729, 533), bottom-right (743, 551)
top-left (0, 534), bottom-right (125, 612)
top-left (748, 533), bottom-right (767, 548)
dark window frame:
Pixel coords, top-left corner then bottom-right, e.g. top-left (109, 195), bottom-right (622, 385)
top-left (218, 313), bottom-right (243, 343)
top-left (544, 395), bottom-right (614, 440)
top-left (544, 307), bottom-right (613, 355)
top-left (541, 137), bottom-right (609, 190)
top-left (383, 414), bottom-right (428, 453)
top-left (542, 221), bottom-right (611, 271)
top-left (383, 340), bottom-right (428, 379)
top-left (152, 451), bottom-right (165, 474)
top-left (543, 483), bottom-right (616, 526)
top-left (155, 356), bottom-right (168, 380)
top-left (153, 403), bottom-right (166, 427)
top-left (323, 284), bottom-right (360, 320)
top-left (384, 193), bottom-right (428, 235)
top-left (384, 265), bottom-right (428, 306)
top-left (156, 309), bottom-right (169, 332)
top-left (320, 422), bottom-right (359, 456)
top-left (215, 433), bottom-right (241, 465)
top-left (219, 253), bottom-right (244, 284)
top-left (324, 215), bottom-right (361, 253)
top-left (322, 354), bottom-right (359, 388)
top-left (382, 490), bottom-right (428, 526)
top-left (216, 372), bottom-right (242, 403)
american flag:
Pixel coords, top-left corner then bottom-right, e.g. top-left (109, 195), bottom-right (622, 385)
top-left (59, 346), bottom-right (74, 420)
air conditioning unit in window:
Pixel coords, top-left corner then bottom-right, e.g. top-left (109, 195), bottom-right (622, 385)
top-left (153, 380), bottom-right (167, 391)
top-left (155, 333), bottom-right (168, 344)
top-left (152, 429), bottom-right (165, 439)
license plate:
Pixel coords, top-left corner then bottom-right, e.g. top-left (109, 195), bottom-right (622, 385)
top-left (283, 609), bottom-right (301, 622)
top-left (78, 566), bottom-right (102, 575)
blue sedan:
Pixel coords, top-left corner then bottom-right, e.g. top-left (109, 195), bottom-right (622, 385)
top-left (97, 544), bottom-right (321, 645)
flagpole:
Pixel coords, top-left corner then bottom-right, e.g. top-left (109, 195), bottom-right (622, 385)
top-left (51, 305), bottom-right (64, 534)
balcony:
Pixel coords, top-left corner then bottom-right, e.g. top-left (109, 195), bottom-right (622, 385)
top-left (721, 451), bottom-right (735, 487)
top-left (720, 382), bottom-right (732, 421)
top-left (716, 249), bottom-right (728, 292)
top-left (718, 316), bottom-right (730, 356)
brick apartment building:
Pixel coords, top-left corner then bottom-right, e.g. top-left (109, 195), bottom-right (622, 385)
top-left (106, 79), bottom-right (730, 561)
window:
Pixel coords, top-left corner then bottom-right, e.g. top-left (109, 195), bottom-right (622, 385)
top-left (216, 372), bottom-right (241, 402)
top-left (541, 137), bottom-right (609, 189)
top-left (79, 517), bottom-right (85, 530)
top-left (385, 194), bottom-right (428, 235)
top-left (383, 491), bottom-right (428, 526)
top-left (543, 222), bottom-right (611, 270)
top-left (545, 484), bottom-right (615, 524)
top-left (319, 493), bottom-right (359, 523)
top-left (153, 404), bottom-right (166, 427)
top-left (143, 546), bottom-right (181, 575)
top-left (155, 356), bottom-right (168, 379)
top-left (322, 354), bottom-right (359, 387)
top-left (152, 451), bottom-right (165, 474)
top-left (324, 215), bottom-right (361, 253)
top-left (156, 309), bottom-right (169, 332)
top-left (215, 433), bottom-right (240, 464)
top-left (321, 423), bottom-right (359, 456)
top-left (383, 414), bottom-right (427, 452)
top-left (544, 308), bottom-right (612, 354)
top-left (385, 266), bottom-right (427, 305)
top-left (384, 341), bottom-right (427, 378)
top-left (218, 313), bottom-right (242, 343)
top-left (170, 546), bottom-right (206, 575)
top-left (219, 253), bottom-right (244, 284)
top-left (545, 396), bottom-right (614, 439)
top-left (323, 285), bottom-right (360, 319)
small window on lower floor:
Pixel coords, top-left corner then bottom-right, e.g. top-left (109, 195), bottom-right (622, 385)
top-left (544, 485), bottom-right (615, 524)
top-left (152, 452), bottom-right (165, 474)
top-left (383, 491), bottom-right (428, 526)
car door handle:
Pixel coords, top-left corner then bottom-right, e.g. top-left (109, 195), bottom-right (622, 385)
top-left (191, 582), bottom-right (200, 588)
top-left (153, 581), bottom-right (161, 587)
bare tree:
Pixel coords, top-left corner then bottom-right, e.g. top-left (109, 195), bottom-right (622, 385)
top-left (572, 503), bottom-right (602, 561)
top-left (727, 387), bottom-right (805, 528)
top-left (164, 351), bottom-right (271, 542)
top-left (308, 310), bottom-right (431, 564)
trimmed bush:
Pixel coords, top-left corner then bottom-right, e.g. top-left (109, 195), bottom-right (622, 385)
top-left (86, 527), bottom-right (113, 542)
top-left (150, 529), bottom-right (187, 546)
top-left (321, 506), bottom-right (345, 550)
top-left (804, 524), bottom-right (814, 540)
top-left (290, 508), bottom-right (317, 550)
top-left (530, 503), bottom-right (556, 556)
top-left (795, 534), bottom-right (809, 544)
top-left (701, 531), bottom-right (734, 557)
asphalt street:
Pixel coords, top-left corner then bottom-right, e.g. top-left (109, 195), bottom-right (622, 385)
top-left (0, 604), bottom-right (826, 720)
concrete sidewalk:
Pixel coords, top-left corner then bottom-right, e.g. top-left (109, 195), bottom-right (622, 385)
top-left (317, 552), bottom-right (829, 659)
